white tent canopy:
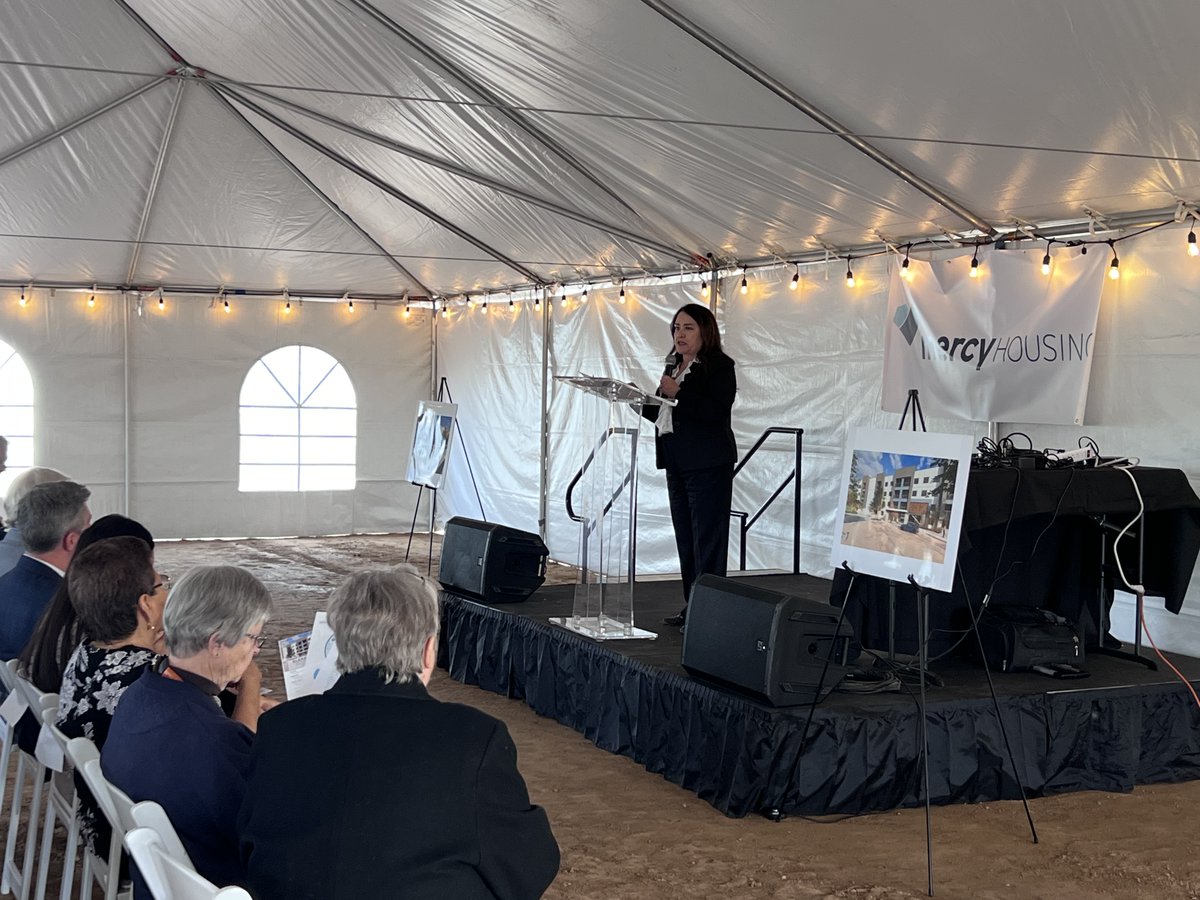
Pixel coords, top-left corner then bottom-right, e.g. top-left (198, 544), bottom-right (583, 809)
top-left (2, 1), bottom-right (1200, 653)
top-left (3, 0), bottom-right (1200, 297)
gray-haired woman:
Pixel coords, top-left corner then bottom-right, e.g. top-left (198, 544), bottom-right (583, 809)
top-left (240, 565), bottom-right (560, 900)
top-left (101, 565), bottom-right (274, 896)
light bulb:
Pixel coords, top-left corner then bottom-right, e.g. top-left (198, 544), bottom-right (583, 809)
top-left (158, 293), bottom-right (165, 311)
top-left (845, 266), bottom-right (855, 288)
top-left (535, 297), bottom-right (541, 310)
top-left (283, 300), bottom-right (291, 315)
top-left (619, 285), bottom-right (626, 304)
top-left (403, 304), bottom-right (410, 318)
top-left (87, 293), bottom-right (95, 308)
top-left (740, 274), bottom-right (748, 295)
top-left (1041, 253), bottom-right (1051, 275)
top-left (969, 254), bottom-right (980, 278)
top-left (1108, 256), bottom-right (1120, 280)
top-left (790, 270), bottom-right (799, 291)
top-left (482, 302), bottom-right (488, 315)
top-left (700, 280), bottom-right (709, 298)
top-left (223, 298), bottom-right (230, 313)
top-left (348, 299), bottom-right (354, 312)
top-left (467, 297), bottom-right (475, 308)
top-left (19, 289), bottom-right (27, 308)
top-left (1189, 228), bottom-right (1199, 257)
top-left (581, 288), bottom-right (588, 303)
top-left (441, 306), bottom-right (448, 318)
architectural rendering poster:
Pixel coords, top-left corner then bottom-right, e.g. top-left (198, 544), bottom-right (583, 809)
top-left (831, 427), bottom-right (973, 592)
top-left (405, 400), bottom-right (458, 489)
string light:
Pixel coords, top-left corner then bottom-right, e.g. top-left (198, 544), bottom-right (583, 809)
top-left (901, 245), bottom-right (913, 281)
top-left (403, 303), bottom-right (410, 318)
top-left (223, 296), bottom-right (230, 314)
top-left (348, 298), bottom-right (354, 312)
top-left (441, 303), bottom-right (448, 318)
top-left (87, 288), bottom-right (96, 308)
top-left (1108, 241), bottom-right (1120, 280)
top-left (619, 283), bottom-right (626, 304)
top-left (18, 286), bottom-right (27, 308)
top-left (740, 268), bottom-right (748, 295)
top-left (467, 296), bottom-right (475, 309)
top-left (481, 298), bottom-right (488, 315)
top-left (581, 286), bottom-right (588, 303)
top-left (509, 296), bottom-right (515, 312)
top-left (1189, 220), bottom-right (1199, 257)
top-left (157, 288), bottom-right (165, 311)
top-left (535, 294), bottom-right (541, 311)
top-left (700, 279), bottom-right (709, 298)
top-left (790, 265), bottom-right (799, 291)
top-left (844, 259), bottom-right (855, 288)
top-left (283, 290), bottom-right (291, 315)
top-left (1042, 241), bottom-right (1052, 275)
top-left (969, 246), bottom-right (980, 278)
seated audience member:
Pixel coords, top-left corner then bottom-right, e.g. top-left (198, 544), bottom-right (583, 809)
top-left (55, 535), bottom-right (168, 854)
top-left (239, 566), bottom-right (560, 900)
top-left (13, 515), bottom-right (154, 755)
top-left (103, 565), bottom-right (272, 896)
top-left (0, 480), bottom-right (90, 658)
top-left (0, 467), bottom-right (71, 576)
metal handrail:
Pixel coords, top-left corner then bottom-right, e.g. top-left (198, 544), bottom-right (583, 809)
top-left (565, 426), bottom-right (639, 525)
top-left (730, 427), bottom-right (803, 573)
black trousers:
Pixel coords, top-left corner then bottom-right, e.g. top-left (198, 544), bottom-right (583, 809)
top-left (665, 463), bottom-right (734, 604)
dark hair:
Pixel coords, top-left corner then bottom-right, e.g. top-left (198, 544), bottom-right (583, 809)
top-left (19, 517), bottom-right (156, 690)
top-left (67, 536), bottom-right (156, 645)
top-left (670, 303), bottom-right (725, 359)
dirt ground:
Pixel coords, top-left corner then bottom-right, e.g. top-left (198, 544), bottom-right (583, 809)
top-left (148, 534), bottom-right (1200, 900)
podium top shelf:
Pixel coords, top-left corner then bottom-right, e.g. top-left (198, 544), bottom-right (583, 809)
top-left (554, 374), bottom-right (673, 406)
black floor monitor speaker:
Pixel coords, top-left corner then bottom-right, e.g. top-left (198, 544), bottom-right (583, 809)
top-left (681, 575), bottom-right (855, 706)
top-left (439, 517), bottom-right (548, 604)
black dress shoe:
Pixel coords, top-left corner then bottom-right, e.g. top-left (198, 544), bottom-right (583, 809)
top-left (662, 610), bottom-right (687, 627)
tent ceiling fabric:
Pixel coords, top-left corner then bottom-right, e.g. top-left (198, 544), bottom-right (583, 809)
top-left (1, 0), bottom-right (1199, 297)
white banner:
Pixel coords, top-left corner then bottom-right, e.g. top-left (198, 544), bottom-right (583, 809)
top-left (882, 248), bottom-right (1106, 425)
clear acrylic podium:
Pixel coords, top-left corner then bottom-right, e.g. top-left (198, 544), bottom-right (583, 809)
top-left (551, 375), bottom-right (669, 640)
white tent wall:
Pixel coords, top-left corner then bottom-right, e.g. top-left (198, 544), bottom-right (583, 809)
top-left (0, 290), bottom-right (431, 539)
top-left (434, 225), bottom-right (1200, 656)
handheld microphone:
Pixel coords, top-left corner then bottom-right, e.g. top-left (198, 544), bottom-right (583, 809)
top-left (663, 351), bottom-right (681, 376)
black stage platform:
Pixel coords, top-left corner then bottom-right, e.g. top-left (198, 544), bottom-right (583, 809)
top-left (438, 573), bottom-right (1200, 819)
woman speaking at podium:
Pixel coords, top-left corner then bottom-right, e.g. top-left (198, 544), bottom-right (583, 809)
top-left (647, 303), bottom-right (737, 627)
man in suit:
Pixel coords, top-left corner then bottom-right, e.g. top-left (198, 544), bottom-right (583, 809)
top-left (0, 480), bottom-right (91, 659)
top-left (0, 467), bottom-right (71, 576)
top-left (240, 567), bottom-right (560, 900)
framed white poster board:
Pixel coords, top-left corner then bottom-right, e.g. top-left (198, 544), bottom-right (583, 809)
top-left (830, 428), bottom-right (973, 593)
top-left (406, 400), bottom-right (458, 489)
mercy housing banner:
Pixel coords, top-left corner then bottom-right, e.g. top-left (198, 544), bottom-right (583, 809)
top-left (882, 247), bottom-right (1106, 425)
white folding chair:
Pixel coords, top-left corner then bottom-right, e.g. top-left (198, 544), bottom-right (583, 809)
top-left (0, 659), bottom-right (24, 894)
top-left (73, 755), bottom-right (131, 900)
top-left (123, 828), bottom-right (250, 900)
top-left (33, 706), bottom-right (82, 900)
top-left (2, 675), bottom-right (58, 900)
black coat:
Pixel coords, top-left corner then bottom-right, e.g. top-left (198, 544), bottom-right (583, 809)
top-left (645, 351), bottom-right (738, 472)
top-left (239, 669), bottom-right (559, 900)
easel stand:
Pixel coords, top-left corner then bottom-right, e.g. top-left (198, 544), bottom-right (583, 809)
top-left (403, 378), bottom-right (487, 574)
top-left (886, 390), bottom-right (1036, 898)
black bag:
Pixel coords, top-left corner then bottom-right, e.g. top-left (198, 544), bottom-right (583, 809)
top-left (977, 606), bottom-right (1084, 673)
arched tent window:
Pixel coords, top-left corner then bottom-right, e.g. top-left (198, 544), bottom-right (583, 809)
top-left (239, 345), bottom-right (357, 492)
top-left (0, 337), bottom-right (35, 489)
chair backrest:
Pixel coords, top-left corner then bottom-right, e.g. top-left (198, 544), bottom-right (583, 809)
top-left (78, 757), bottom-right (128, 836)
top-left (0, 658), bottom-right (18, 693)
top-left (124, 827), bottom-right (251, 900)
top-left (130, 800), bottom-right (192, 869)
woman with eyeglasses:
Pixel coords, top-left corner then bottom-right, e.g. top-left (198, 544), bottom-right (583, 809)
top-left (102, 564), bottom-right (273, 896)
top-left (53, 535), bottom-right (170, 857)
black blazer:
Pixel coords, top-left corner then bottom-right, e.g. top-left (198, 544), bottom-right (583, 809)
top-left (239, 670), bottom-right (559, 900)
top-left (644, 351), bottom-right (738, 472)
top-left (0, 554), bottom-right (61, 660)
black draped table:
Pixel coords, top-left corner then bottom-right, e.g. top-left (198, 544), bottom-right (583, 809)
top-left (830, 465), bottom-right (1200, 656)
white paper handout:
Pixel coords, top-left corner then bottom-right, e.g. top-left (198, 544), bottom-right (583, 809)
top-left (277, 612), bottom-right (341, 700)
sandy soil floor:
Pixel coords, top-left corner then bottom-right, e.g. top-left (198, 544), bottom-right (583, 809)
top-left (128, 534), bottom-right (1200, 899)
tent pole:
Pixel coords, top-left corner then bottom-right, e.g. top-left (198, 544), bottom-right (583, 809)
top-left (640, 0), bottom-right (995, 236)
top-left (213, 83), bottom-right (546, 286)
top-left (122, 291), bottom-right (131, 516)
top-left (538, 286), bottom-right (552, 544)
top-left (223, 81), bottom-right (693, 262)
top-left (0, 78), bottom-right (167, 172)
top-left (126, 80), bottom-right (186, 284)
